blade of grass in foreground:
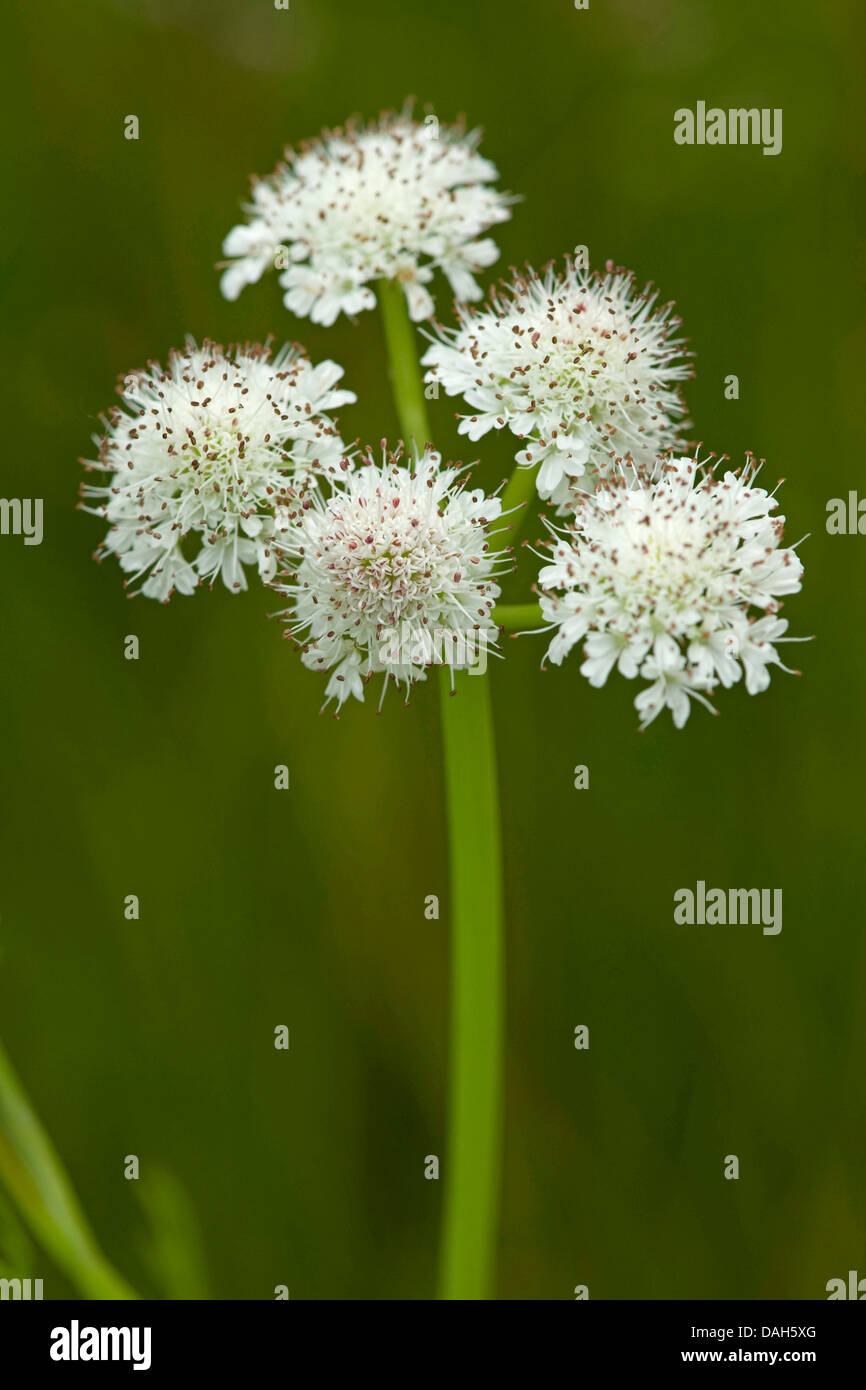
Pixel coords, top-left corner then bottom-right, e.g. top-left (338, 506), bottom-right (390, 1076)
top-left (0, 1038), bottom-right (137, 1298)
top-left (137, 1164), bottom-right (209, 1300)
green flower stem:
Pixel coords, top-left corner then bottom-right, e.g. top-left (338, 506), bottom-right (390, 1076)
top-left (493, 603), bottom-right (543, 631)
top-left (437, 668), bottom-right (504, 1300)
top-left (500, 461), bottom-right (539, 542)
top-left (0, 1038), bottom-right (137, 1299)
top-left (378, 280), bottom-right (432, 448)
top-left (379, 287), bottom-right (505, 1300)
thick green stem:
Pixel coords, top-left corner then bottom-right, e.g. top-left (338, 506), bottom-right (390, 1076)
top-left (493, 603), bottom-right (543, 631)
top-left (500, 462), bottom-right (539, 542)
top-left (378, 286), bottom-right (506, 1300)
top-left (437, 669), bottom-right (504, 1300)
top-left (0, 1039), bottom-right (137, 1299)
top-left (378, 280), bottom-right (432, 448)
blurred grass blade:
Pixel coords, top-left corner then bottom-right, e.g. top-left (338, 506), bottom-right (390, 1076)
top-left (138, 1164), bottom-right (209, 1300)
top-left (0, 1184), bottom-right (35, 1275)
top-left (0, 1038), bottom-right (136, 1299)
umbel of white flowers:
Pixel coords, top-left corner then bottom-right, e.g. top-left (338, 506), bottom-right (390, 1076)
top-left (423, 258), bottom-right (691, 510)
top-left (80, 339), bottom-right (354, 601)
top-left (271, 445), bottom-right (512, 712)
top-left (79, 102), bottom-right (808, 725)
top-left (219, 108), bottom-right (513, 325)
top-left (538, 454), bottom-right (805, 728)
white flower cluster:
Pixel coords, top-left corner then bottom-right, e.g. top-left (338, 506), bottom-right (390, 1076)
top-left (81, 339), bottom-right (354, 601)
top-left (81, 100), bottom-right (807, 725)
top-left (272, 447), bottom-right (510, 710)
top-left (539, 456), bottom-right (805, 728)
top-left (424, 259), bottom-right (690, 509)
top-left (220, 110), bottom-right (513, 326)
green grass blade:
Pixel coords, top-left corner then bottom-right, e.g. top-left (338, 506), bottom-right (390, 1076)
top-left (0, 1039), bottom-right (137, 1299)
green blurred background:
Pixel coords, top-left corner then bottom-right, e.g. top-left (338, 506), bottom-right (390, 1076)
top-left (0, 0), bottom-right (863, 1299)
